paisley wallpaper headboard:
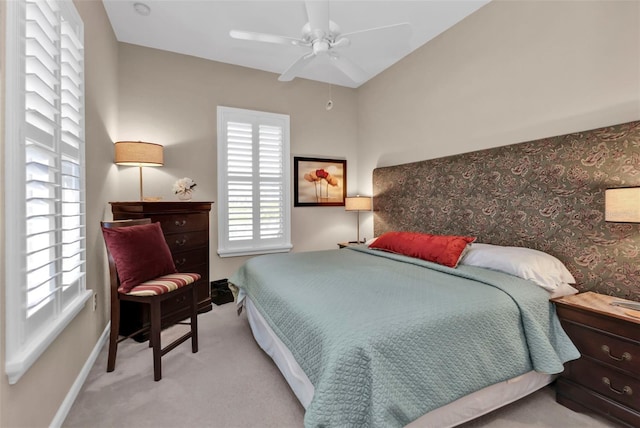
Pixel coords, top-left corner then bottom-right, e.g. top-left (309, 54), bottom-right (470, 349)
top-left (373, 120), bottom-right (640, 300)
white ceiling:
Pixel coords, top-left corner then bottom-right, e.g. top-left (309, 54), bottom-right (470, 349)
top-left (102, 0), bottom-right (490, 88)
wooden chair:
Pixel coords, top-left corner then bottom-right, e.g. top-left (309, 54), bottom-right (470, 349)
top-left (101, 218), bottom-right (199, 381)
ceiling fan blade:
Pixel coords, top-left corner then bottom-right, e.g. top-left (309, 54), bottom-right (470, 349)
top-left (340, 22), bottom-right (412, 40)
top-left (230, 30), bottom-right (304, 47)
top-left (329, 53), bottom-right (367, 84)
top-left (278, 53), bottom-right (316, 82)
top-left (330, 37), bottom-right (350, 49)
top-left (305, 0), bottom-right (330, 37)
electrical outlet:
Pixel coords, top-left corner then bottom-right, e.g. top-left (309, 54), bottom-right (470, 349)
top-left (92, 293), bottom-right (97, 311)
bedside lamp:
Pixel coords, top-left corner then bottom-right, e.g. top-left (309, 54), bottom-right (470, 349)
top-left (114, 141), bottom-right (164, 201)
top-left (604, 187), bottom-right (640, 311)
top-left (605, 187), bottom-right (640, 223)
top-left (345, 195), bottom-right (372, 243)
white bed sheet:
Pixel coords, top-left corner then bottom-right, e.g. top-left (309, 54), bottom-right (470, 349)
top-left (244, 297), bottom-right (554, 427)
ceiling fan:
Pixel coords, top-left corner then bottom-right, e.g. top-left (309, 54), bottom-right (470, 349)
top-left (229, 0), bottom-right (411, 84)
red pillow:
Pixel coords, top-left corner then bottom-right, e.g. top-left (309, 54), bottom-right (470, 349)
top-left (101, 222), bottom-right (177, 293)
top-left (369, 231), bottom-right (476, 268)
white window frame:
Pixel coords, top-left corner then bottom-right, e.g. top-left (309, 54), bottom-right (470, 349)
top-left (217, 106), bottom-right (292, 257)
top-left (4, 0), bottom-right (91, 384)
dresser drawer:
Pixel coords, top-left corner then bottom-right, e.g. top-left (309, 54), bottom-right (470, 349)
top-left (165, 230), bottom-right (208, 253)
top-left (154, 213), bottom-right (208, 234)
top-left (161, 286), bottom-right (194, 321)
top-left (562, 321), bottom-right (640, 374)
top-left (173, 247), bottom-right (208, 273)
top-left (564, 357), bottom-right (639, 411)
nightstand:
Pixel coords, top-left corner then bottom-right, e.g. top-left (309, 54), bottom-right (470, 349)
top-left (338, 242), bottom-right (365, 248)
top-left (552, 291), bottom-right (640, 427)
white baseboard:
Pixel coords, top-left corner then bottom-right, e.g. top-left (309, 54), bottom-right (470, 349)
top-left (49, 322), bottom-right (110, 428)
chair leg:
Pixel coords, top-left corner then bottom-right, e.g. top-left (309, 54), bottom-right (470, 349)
top-left (107, 297), bottom-right (120, 373)
top-left (190, 284), bottom-right (199, 353)
top-left (150, 300), bottom-right (162, 381)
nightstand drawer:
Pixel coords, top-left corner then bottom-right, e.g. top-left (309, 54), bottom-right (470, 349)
top-left (562, 321), bottom-right (640, 373)
top-left (555, 303), bottom-right (640, 342)
top-left (557, 377), bottom-right (640, 428)
top-left (565, 357), bottom-right (639, 411)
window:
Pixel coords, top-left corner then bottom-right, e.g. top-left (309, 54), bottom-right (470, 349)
top-left (4, 0), bottom-right (90, 384)
top-left (217, 106), bottom-right (292, 257)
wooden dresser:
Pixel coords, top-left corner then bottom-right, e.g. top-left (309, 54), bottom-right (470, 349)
top-left (110, 201), bottom-right (213, 339)
top-left (553, 291), bottom-right (640, 427)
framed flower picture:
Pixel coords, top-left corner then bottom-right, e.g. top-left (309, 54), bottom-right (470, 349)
top-left (294, 157), bottom-right (347, 207)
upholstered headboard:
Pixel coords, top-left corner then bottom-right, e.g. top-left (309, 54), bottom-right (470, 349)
top-left (373, 120), bottom-right (640, 300)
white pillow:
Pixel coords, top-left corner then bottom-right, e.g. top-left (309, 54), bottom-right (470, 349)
top-left (460, 243), bottom-right (576, 293)
top-left (550, 282), bottom-right (579, 299)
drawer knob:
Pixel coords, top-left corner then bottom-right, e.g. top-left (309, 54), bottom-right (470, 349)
top-left (175, 258), bottom-right (187, 266)
top-left (601, 345), bottom-right (632, 362)
top-left (175, 220), bottom-right (187, 227)
top-left (175, 238), bottom-right (187, 246)
top-left (602, 377), bottom-right (633, 396)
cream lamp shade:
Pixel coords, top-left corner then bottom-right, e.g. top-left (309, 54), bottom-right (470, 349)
top-left (605, 188), bottom-right (640, 223)
top-left (114, 141), bottom-right (164, 201)
top-left (344, 195), bottom-right (372, 243)
top-left (114, 141), bottom-right (163, 166)
top-left (345, 196), bottom-right (372, 212)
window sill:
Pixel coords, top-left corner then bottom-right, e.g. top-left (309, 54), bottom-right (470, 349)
top-left (5, 290), bottom-right (92, 384)
top-left (217, 244), bottom-right (293, 258)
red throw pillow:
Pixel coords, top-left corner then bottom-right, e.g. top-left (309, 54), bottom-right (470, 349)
top-left (369, 231), bottom-right (476, 268)
top-left (101, 222), bottom-right (177, 293)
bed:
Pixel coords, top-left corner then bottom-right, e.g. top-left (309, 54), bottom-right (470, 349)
top-left (231, 241), bottom-right (580, 427)
top-left (230, 120), bottom-right (640, 427)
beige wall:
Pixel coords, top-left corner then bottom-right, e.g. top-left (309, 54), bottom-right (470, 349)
top-left (116, 44), bottom-right (360, 278)
top-left (360, 0), bottom-right (640, 166)
top-left (0, 1), bottom-right (119, 426)
top-left (357, 0), bottom-right (640, 239)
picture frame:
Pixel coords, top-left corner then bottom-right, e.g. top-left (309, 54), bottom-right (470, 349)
top-left (294, 156), bottom-right (347, 207)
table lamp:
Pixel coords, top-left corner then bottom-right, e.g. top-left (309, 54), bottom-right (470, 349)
top-left (345, 195), bottom-right (372, 243)
top-left (604, 187), bottom-right (640, 310)
top-left (114, 141), bottom-right (164, 201)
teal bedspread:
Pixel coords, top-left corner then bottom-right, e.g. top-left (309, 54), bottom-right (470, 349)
top-left (230, 247), bottom-right (579, 427)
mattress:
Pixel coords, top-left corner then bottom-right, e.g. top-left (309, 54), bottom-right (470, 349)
top-left (245, 297), bottom-right (554, 427)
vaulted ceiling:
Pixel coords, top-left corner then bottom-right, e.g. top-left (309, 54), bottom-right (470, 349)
top-left (102, 0), bottom-right (489, 88)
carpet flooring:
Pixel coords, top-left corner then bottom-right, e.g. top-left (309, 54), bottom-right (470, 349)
top-left (63, 303), bottom-right (620, 428)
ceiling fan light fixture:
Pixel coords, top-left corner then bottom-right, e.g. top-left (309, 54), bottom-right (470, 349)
top-left (313, 40), bottom-right (330, 55)
top-left (229, 0), bottom-right (410, 85)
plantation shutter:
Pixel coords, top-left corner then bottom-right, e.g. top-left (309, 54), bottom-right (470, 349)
top-left (217, 107), bottom-right (292, 257)
top-left (5, 0), bottom-right (91, 384)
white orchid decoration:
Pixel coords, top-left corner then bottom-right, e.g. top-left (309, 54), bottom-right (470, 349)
top-left (173, 177), bottom-right (197, 195)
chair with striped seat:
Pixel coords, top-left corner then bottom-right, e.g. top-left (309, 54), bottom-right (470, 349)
top-left (101, 218), bottom-right (199, 381)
